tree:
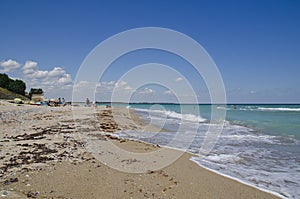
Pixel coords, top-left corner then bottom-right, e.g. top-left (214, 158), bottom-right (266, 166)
top-left (29, 88), bottom-right (44, 99)
top-left (8, 79), bottom-right (26, 95)
top-left (0, 73), bottom-right (10, 88)
top-left (0, 73), bottom-right (26, 96)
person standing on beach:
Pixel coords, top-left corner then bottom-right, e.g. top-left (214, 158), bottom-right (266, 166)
top-left (86, 98), bottom-right (90, 107)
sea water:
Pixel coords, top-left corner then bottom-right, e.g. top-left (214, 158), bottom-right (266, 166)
top-left (101, 103), bottom-right (300, 198)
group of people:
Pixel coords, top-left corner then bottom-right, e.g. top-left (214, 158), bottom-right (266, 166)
top-left (85, 98), bottom-right (96, 107)
top-left (46, 97), bottom-right (66, 106)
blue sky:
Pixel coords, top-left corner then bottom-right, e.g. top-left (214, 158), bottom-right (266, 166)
top-left (1, 0), bottom-right (300, 103)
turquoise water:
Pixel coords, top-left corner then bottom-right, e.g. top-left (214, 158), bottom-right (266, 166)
top-left (97, 103), bottom-right (300, 198)
top-left (105, 103), bottom-right (300, 140)
top-left (225, 104), bottom-right (300, 140)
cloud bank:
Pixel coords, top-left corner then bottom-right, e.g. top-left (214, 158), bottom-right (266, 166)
top-left (0, 59), bottom-right (73, 99)
top-left (0, 59), bottom-right (21, 73)
top-left (22, 61), bottom-right (72, 90)
top-left (0, 59), bottom-right (204, 102)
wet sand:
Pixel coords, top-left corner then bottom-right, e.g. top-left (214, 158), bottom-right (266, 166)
top-left (0, 100), bottom-right (280, 198)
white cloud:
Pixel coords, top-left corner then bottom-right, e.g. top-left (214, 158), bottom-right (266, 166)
top-left (73, 80), bottom-right (199, 102)
top-left (164, 90), bottom-right (173, 95)
top-left (23, 61), bottom-right (38, 75)
top-left (24, 66), bottom-right (68, 81)
top-left (175, 77), bottom-right (183, 82)
top-left (72, 80), bottom-right (134, 102)
top-left (85, 80), bottom-right (134, 93)
top-left (23, 61), bottom-right (37, 70)
top-left (1, 58), bottom-right (203, 102)
top-left (115, 81), bottom-right (133, 91)
top-left (139, 88), bottom-right (155, 94)
top-left (58, 74), bottom-right (72, 84)
top-left (48, 67), bottom-right (65, 77)
top-left (124, 86), bottom-right (132, 90)
top-left (30, 70), bottom-right (49, 78)
top-left (21, 61), bottom-right (73, 99)
top-left (0, 59), bottom-right (21, 73)
top-left (75, 80), bottom-right (132, 93)
top-left (97, 81), bottom-right (115, 92)
top-left (115, 81), bottom-right (127, 87)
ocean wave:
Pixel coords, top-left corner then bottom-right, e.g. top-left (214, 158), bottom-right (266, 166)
top-left (164, 110), bottom-right (207, 122)
top-left (239, 108), bottom-right (256, 111)
top-left (190, 157), bottom-right (287, 199)
top-left (133, 108), bottom-right (207, 122)
top-left (258, 107), bottom-right (300, 112)
top-left (216, 106), bottom-right (232, 110)
top-left (111, 114), bottom-right (299, 198)
top-left (203, 154), bottom-right (243, 164)
top-left (221, 133), bottom-right (298, 145)
top-left (122, 105), bottom-right (299, 198)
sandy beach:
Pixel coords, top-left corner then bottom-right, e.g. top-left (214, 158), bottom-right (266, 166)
top-left (0, 100), bottom-right (280, 198)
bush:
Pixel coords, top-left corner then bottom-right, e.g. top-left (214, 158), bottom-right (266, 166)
top-left (0, 73), bottom-right (26, 96)
top-left (0, 73), bottom-right (10, 88)
top-left (29, 88), bottom-right (44, 99)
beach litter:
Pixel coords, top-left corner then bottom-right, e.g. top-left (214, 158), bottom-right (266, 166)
top-left (1, 190), bottom-right (8, 197)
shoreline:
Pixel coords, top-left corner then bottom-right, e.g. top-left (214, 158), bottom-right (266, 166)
top-left (0, 101), bottom-right (281, 198)
top-left (129, 110), bottom-right (286, 198)
top-left (109, 132), bottom-right (284, 199)
top-left (189, 157), bottom-right (284, 199)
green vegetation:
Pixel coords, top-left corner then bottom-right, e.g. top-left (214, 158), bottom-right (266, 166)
top-left (0, 73), bottom-right (44, 101)
top-left (0, 87), bottom-right (29, 101)
top-left (29, 88), bottom-right (44, 99)
top-left (0, 73), bottom-right (26, 96)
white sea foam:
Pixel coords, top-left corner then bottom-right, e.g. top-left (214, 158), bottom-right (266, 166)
top-left (128, 105), bottom-right (299, 198)
top-left (203, 154), bottom-right (242, 163)
top-left (240, 108), bottom-right (256, 111)
top-left (164, 110), bottom-right (206, 122)
top-left (133, 108), bottom-right (207, 122)
top-left (216, 106), bottom-right (232, 110)
top-left (190, 157), bottom-right (286, 199)
top-left (258, 107), bottom-right (300, 112)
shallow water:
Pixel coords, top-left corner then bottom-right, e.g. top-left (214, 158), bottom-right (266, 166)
top-left (102, 103), bottom-right (300, 198)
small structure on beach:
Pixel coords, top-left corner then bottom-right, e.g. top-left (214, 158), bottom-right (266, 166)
top-left (31, 93), bottom-right (45, 102)
top-left (29, 88), bottom-right (45, 103)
